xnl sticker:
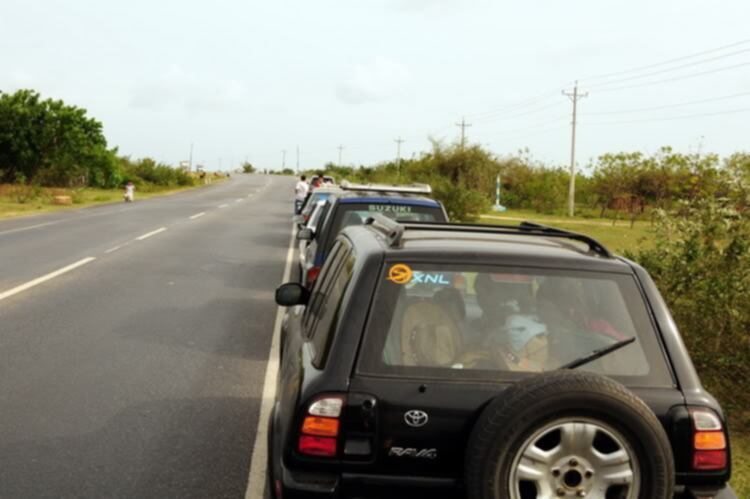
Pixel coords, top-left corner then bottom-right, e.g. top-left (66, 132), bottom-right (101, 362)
top-left (387, 264), bottom-right (413, 284)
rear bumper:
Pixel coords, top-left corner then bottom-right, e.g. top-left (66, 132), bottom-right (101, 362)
top-left (278, 461), bottom-right (735, 499)
top-left (279, 461), bottom-right (459, 499)
top-left (676, 484), bottom-right (738, 499)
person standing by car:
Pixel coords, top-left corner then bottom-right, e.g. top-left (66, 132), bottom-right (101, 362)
top-left (310, 172), bottom-right (324, 190)
top-left (294, 175), bottom-right (309, 213)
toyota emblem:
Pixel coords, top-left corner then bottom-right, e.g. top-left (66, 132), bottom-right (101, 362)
top-left (404, 409), bottom-right (429, 427)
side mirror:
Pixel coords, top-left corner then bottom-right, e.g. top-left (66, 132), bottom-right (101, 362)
top-left (275, 282), bottom-right (310, 307)
top-left (297, 228), bottom-right (313, 241)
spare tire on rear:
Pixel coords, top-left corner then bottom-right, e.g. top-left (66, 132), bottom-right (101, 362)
top-left (464, 371), bottom-right (674, 499)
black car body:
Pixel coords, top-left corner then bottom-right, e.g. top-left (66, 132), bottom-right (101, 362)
top-left (270, 219), bottom-right (735, 499)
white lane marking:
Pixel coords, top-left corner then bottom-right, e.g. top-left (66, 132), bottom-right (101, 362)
top-left (189, 212), bottom-right (206, 220)
top-left (219, 204), bottom-right (229, 208)
top-left (247, 194), bottom-right (254, 198)
top-left (0, 221), bottom-right (60, 236)
top-left (244, 225), bottom-right (297, 499)
top-left (135, 227), bottom-right (167, 241)
top-left (235, 199), bottom-right (244, 203)
top-left (0, 257), bottom-right (96, 302)
top-left (105, 245), bottom-right (122, 254)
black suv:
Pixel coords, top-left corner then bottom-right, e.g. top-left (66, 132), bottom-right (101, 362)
top-left (270, 218), bottom-right (735, 499)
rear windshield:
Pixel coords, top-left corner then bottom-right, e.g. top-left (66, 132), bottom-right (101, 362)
top-left (358, 263), bottom-right (673, 387)
top-left (328, 202), bottom-right (444, 242)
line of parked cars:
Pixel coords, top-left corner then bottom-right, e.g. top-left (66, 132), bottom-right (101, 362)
top-left (268, 180), bottom-right (736, 499)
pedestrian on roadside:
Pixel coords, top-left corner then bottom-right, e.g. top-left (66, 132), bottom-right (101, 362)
top-left (295, 175), bottom-right (309, 214)
top-left (124, 181), bottom-right (135, 202)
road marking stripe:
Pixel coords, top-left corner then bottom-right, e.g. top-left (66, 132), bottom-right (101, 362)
top-left (236, 198), bottom-right (243, 203)
top-left (244, 225), bottom-right (297, 499)
top-left (219, 204), bottom-right (229, 208)
top-left (135, 227), bottom-right (167, 241)
top-left (0, 257), bottom-right (96, 302)
top-left (247, 194), bottom-right (253, 198)
top-left (105, 245), bottom-right (122, 254)
top-left (0, 221), bottom-right (60, 236)
top-left (189, 212), bottom-right (206, 220)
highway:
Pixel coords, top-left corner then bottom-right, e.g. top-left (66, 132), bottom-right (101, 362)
top-left (0, 174), bottom-right (292, 498)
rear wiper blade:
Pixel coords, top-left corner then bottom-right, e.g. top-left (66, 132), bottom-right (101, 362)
top-left (558, 337), bottom-right (636, 370)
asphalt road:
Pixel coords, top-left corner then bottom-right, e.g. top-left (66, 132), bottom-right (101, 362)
top-left (0, 174), bottom-right (293, 498)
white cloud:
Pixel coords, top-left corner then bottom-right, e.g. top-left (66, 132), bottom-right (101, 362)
top-left (336, 56), bottom-right (411, 105)
top-left (130, 65), bottom-right (249, 113)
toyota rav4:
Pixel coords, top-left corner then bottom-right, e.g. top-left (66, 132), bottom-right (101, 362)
top-left (270, 217), bottom-right (736, 499)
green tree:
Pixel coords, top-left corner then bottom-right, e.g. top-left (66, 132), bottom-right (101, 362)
top-left (0, 89), bottom-right (118, 186)
top-left (242, 162), bottom-right (256, 174)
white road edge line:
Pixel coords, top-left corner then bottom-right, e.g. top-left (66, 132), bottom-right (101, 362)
top-left (189, 212), bottom-right (206, 220)
top-left (135, 227), bottom-right (167, 241)
top-left (0, 221), bottom-right (60, 236)
top-left (0, 257), bottom-right (96, 302)
top-left (244, 225), bottom-right (297, 499)
top-left (219, 204), bottom-right (229, 208)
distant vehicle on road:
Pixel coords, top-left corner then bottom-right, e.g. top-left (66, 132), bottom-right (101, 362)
top-left (298, 182), bottom-right (448, 288)
top-left (270, 218), bottom-right (736, 499)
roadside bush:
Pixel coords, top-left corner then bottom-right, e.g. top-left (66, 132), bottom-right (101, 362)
top-left (630, 200), bottom-right (750, 425)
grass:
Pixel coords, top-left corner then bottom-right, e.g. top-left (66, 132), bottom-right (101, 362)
top-left (483, 207), bottom-right (749, 494)
top-left (733, 430), bottom-right (750, 497)
top-left (480, 208), bottom-right (655, 253)
top-left (0, 184), bottom-right (202, 220)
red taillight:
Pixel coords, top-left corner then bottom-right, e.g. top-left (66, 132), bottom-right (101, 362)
top-left (690, 408), bottom-right (728, 471)
top-left (298, 435), bottom-right (337, 457)
top-left (297, 395), bottom-right (344, 458)
top-left (693, 450), bottom-right (728, 470)
top-left (306, 266), bottom-right (321, 286)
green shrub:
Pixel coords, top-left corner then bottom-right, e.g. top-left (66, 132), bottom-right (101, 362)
top-left (630, 200), bottom-right (750, 425)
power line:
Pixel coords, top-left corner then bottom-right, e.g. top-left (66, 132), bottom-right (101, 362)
top-left (592, 61), bottom-right (750, 93)
top-left (469, 89), bottom-right (564, 119)
top-left (586, 48), bottom-right (750, 89)
top-left (581, 91), bottom-right (750, 116)
top-left (581, 37), bottom-right (750, 82)
top-left (563, 82), bottom-right (588, 217)
top-left (583, 107), bottom-right (750, 126)
top-left (473, 101), bottom-right (565, 123)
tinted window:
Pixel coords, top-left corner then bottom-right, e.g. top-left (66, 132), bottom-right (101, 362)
top-left (302, 241), bottom-right (343, 335)
top-left (358, 263), bottom-right (673, 387)
top-left (310, 249), bottom-right (356, 368)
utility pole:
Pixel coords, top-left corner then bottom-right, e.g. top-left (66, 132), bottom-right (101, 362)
top-left (189, 142), bottom-right (194, 172)
top-left (394, 136), bottom-right (405, 178)
top-left (337, 145), bottom-right (344, 166)
top-left (281, 149), bottom-right (287, 170)
top-left (563, 81), bottom-right (588, 217)
top-left (296, 145), bottom-right (300, 173)
top-left (455, 117), bottom-right (472, 149)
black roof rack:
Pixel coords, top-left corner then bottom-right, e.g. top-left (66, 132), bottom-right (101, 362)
top-left (363, 216), bottom-right (612, 258)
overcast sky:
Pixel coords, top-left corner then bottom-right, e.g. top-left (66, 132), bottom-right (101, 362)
top-left (2, 0), bottom-right (749, 171)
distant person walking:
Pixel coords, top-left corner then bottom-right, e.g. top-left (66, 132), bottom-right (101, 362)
top-left (295, 175), bottom-right (309, 214)
top-left (124, 181), bottom-right (135, 202)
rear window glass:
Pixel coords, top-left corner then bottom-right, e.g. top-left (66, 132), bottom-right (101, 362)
top-left (358, 263), bottom-right (673, 387)
top-left (331, 202), bottom-right (444, 235)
